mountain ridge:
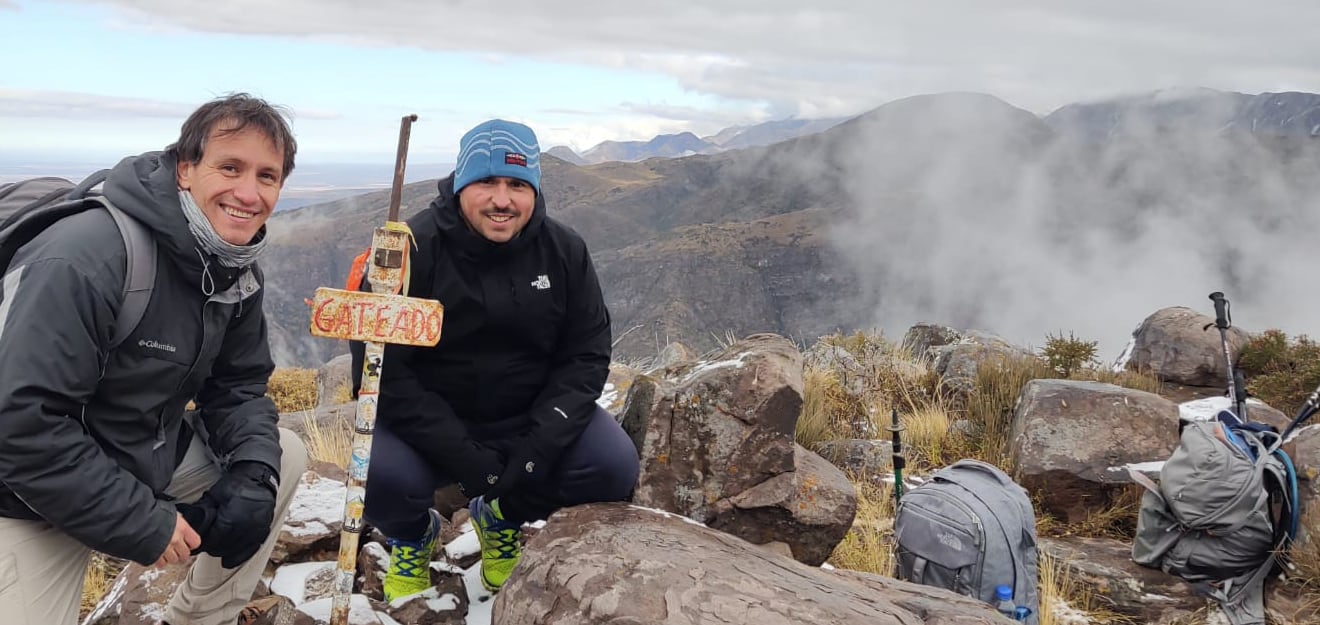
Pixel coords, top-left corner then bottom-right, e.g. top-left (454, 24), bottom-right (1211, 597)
top-left (262, 87), bottom-right (1320, 368)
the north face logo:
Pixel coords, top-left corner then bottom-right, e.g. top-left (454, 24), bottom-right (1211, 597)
top-left (531, 275), bottom-right (550, 290)
top-left (937, 531), bottom-right (964, 552)
top-left (505, 153), bottom-right (528, 167)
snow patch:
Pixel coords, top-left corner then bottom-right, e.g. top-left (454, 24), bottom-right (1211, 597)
top-left (444, 528), bottom-right (480, 560)
top-left (283, 472), bottom-right (347, 536)
top-left (85, 566), bottom-right (131, 623)
top-left (627, 504), bottom-right (707, 526)
top-left (1285, 423), bottom-right (1320, 444)
top-left (1049, 597), bottom-right (1091, 625)
top-left (269, 561), bottom-right (336, 605)
top-left (1111, 336), bottom-right (1136, 372)
top-left (596, 382), bottom-right (618, 409)
top-left (462, 560), bottom-right (495, 625)
top-left (388, 586), bottom-right (460, 611)
top-left (297, 594), bottom-right (380, 625)
top-left (680, 353), bottom-right (749, 384)
top-left (1109, 460), bottom-right (1165, 476)
top-left (1177, 396), bottom-right (1271, 422)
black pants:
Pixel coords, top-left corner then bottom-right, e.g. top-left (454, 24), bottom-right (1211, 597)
top-left (363, 406), bottom-right (640, 540)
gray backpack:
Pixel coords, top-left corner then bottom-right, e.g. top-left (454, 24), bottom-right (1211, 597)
top-left (894, 459), bottom-right (1040, 624)
top-left (0, 172), bottom-right (156, 348)
top-left (1131, 417), bottom-right (1294, 625)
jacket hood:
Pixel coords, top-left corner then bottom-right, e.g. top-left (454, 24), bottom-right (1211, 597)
top-left (100, 151), bottom-right (245, 289)
top-left (430, 173), bottom-right (546, 261)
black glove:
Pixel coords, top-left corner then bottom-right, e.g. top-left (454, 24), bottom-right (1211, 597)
top-left (452, 442), bottom-right (506, 499)
top-left (189, 461), bottom-right (279, 569)
top-left (485, 439), bottom-right (550, 501)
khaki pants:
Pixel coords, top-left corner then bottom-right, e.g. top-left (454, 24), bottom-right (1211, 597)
top-left (0, 428), bottom-right (307, 625)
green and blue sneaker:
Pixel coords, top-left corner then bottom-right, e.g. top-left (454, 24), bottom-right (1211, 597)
top-left (383, 509), bottom-right (441, 602)
top-left (468, 496), bottom-right (523, 592)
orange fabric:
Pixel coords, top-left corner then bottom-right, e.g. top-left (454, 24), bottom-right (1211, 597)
top-left (345, 248), bottom-right (371, 291)
top-left (343, 244), bottom-right (410, 295)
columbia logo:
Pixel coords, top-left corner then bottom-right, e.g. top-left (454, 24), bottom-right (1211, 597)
top-left (138, 339), bottom-right (177, 353)
top-left (531, 275), bottom-right (551, 290)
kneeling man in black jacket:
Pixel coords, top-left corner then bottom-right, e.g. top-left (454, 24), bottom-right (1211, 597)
top-left (351, 119), bottom-right (638, 600)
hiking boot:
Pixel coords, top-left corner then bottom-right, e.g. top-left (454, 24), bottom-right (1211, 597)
top-left (383, 509), bottom-right (442, 602)
top-left (468, 496), bottom-right (522, 592)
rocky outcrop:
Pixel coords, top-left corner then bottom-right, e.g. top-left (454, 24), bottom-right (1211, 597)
top-left (494, 503), bottom-right (1007, 625)
top-left (316, 354), bottom-right (354, 408)
top-left (1127, 306), bottom-right (1251, 387)
top-left (622, 333), bottom-right (856, 564)
top-left (929, 329), bottom-right (1035, 394)
top-left (1009, 379), bottom-right (1180, 522)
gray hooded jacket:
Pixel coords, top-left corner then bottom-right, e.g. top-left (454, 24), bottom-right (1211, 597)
top-left (0, 151), bottom-right (281, 565)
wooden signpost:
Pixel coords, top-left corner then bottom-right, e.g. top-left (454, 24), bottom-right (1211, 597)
top-left (307, 114), bottom-right (442, 625)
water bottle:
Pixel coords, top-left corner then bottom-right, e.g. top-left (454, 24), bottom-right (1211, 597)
top-left (993, 584), bottom-right (1016, 619)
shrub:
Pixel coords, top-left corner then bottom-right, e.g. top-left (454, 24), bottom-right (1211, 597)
top-left (1238, 330), bottom-right (1320, 415)
top-left (267, 368), bottom-right (319, 413)
top-left (1041, 331), bottom-right (1099, 378)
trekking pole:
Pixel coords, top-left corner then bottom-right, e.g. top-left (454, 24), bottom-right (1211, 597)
top-left (888, 407), bottom-right (906, 503)
top-left (307, 115), bottom-right (445, 625)
top-left (1281, 382), bottom-right (1320, 442)
top-left (1206, 291), bottom-right (1248, 421)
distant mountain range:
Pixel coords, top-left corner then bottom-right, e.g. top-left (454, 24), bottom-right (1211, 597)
top-left (549, 117), bottom-right (853, 165)
top-left (1045, 88), bottom-right (1320, 140)
top-left (262, 88), bottom-right (1320, 368)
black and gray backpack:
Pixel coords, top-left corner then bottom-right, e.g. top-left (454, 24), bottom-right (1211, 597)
top-left (1131, 401), bottom-right (1314, 625)
top-left (894, 459), bottom-right (1040, 624)
top-left (0, 171), bottom-right (156, 348)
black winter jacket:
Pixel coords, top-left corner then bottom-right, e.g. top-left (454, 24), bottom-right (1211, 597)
top-left (0, 152), bottom-right (282, 565)
top-left (352, 174), bottom-right (611, 483)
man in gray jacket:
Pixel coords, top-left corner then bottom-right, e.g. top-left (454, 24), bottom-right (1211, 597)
top-left (0, 94), bottom-right (307, 625)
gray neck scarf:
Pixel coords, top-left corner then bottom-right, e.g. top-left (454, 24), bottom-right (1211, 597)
top-left (178, 190), bottom-right (268, 268)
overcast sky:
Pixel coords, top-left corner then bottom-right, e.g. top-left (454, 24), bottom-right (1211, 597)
top-left (4, 0), bottom-right (1320, 164)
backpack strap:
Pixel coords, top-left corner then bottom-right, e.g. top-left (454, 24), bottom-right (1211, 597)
top-left (67, 169), bottom-right (110, 200)
top-left (95, 199), bottom-right (156, 350)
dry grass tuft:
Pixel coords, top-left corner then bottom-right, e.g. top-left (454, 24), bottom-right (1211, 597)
top-left (828, 479), bottom-right (896, 575)
top-left (1287, 514), bottom-right (1320, 590)
top-left (302, 410), bottom-right (353, 466)
top-left (267, 367), bottom-right (320, 413)
top-left (80, 553), bottom-right (125, 619)
top-left (1038, 553), bottom-right (1135, 625)
top-left (329, 382), bottom-right (354, 405)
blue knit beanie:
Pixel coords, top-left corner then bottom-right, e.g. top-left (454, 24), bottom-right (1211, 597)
top-left (453, 119), bottom-right (541, 196)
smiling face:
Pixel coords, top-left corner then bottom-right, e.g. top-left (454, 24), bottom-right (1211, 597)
top-left (176, 122), bottom-right (285, 245)
top-left (457, 176), bottom-right (536, 243)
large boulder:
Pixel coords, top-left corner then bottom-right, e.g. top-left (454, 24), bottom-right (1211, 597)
top-left (1010, 379), bottom-right (1181, 522)
top-left (278, 402), bottom-right (354, 444)
top-left (494, 503), bottom-right (1007, 625)
top-left (816, 438), bottom-right (894, 481)
top-left (901, 322), bottom-right (964, 360)
top-left (1041, 536), bottom-right (1319, 625)
top-left (82, 559), bottom-right (191, 625)
top-left (598, 362), bottom-right (642, 415)
top-left (316, 353), bottom-right (354, 408)
top-left (1127, 306), bottom-right (1250, 387)
top-left (931, 329), bottom-right (1035, 394)
top-left (621, 333), bottom-right (855, 565)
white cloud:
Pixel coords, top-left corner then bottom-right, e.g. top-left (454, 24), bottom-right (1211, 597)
top-left (0, 88), bottom-right (198, 119)
top-left (74, 0), bottom-right (1320, 117)
top-left (0, 88), bottom-right (342, 121)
